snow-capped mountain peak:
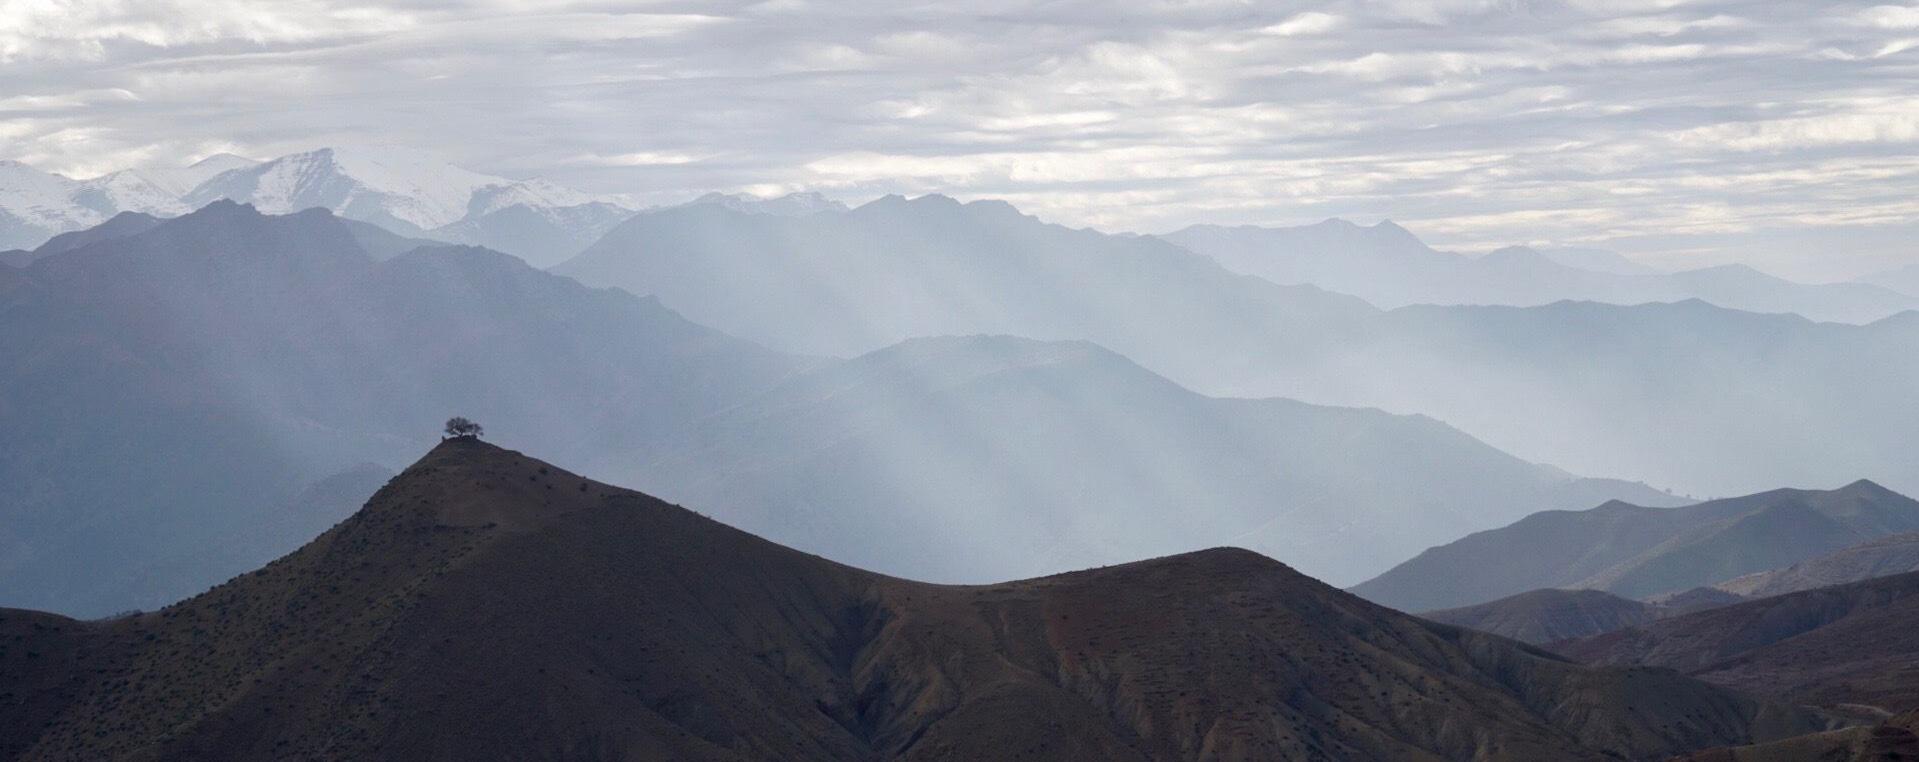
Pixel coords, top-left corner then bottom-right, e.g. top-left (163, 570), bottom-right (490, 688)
top-left (186, 146), bottom-right (510, 232)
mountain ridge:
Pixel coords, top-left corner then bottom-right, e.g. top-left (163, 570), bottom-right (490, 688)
top-left (1353, 480), bottom-right (1919, 612)
top-left (0, 439), bottom-right (1837, 760)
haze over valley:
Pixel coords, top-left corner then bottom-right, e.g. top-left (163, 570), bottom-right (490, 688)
top-left (5, 1), bottom-right (1919, 758)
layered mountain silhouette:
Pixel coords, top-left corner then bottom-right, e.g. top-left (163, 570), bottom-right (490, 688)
top-left (1163, 220), bottom-right (1919, 324)
top-left (1354, 480), bottom-right (1919, 612)
top-left (1557, 570), bottom-right (1919, 714)
top-left (0, 201), bottom-right (803, 615)
top-left (556, 194), bottom-right (1376, 363)
top-left (611, 334), bottom-right (1682, 587)
top-left (3, 202), bottom-right (1686, 615)
top-left (556, 196), bottom-right (1919, 498)
top-left (0, 440), bottom-right (1836, 760)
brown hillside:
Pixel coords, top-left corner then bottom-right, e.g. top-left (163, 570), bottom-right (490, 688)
top-left (0, 440), bottom-right (1837, 760)
top-left (1555, 570), bottom-right (1919, 714)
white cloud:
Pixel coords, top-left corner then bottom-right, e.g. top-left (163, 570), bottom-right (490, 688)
top-left (1, 0), bottom-right (1917, 271)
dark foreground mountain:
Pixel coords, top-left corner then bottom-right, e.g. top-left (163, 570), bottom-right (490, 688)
top-left (612, 334), bottom-right (1682, 587)
top-left (1715, 532), bottom-right (1919, 599)
top-left (1353, 480), bottom-right (1919, 612)
top-left (0, 440), bottom-right (1835, 761)
top-left (1556, 570), bottom-right (1919, 714)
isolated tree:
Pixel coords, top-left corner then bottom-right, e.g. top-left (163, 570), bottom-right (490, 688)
top-left (443, 417), bottom-right (484, 439)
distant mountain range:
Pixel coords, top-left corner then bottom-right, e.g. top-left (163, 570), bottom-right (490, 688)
top-left (0, 148), bottom-right (641, 267)
top-left (0, 202), bottom-right (1687, 615)
top-left (1558, 569), bottom-right (1919, 714)
top-left (1353, 480), bottom-right (1919, 612)
top-left (607, 334), bottom-right (1681, 588)
top-left (0, 160), bottom-right (186, 250)
top-left (558, 195), bottom-right (1919, 498)
top-left (1422, 527), bottom-right (1919, 646)
top-left (0, 439), bottom-right (1836, 760)
top-left (1162, 219), bottom-right (1919, 324)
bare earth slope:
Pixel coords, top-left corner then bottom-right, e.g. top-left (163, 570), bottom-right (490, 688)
top-left (1557, 570), bottom-right (1919, 714)
top-left (0, 440), bottom-right (1832, 761)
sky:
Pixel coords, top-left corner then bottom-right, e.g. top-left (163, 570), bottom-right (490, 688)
top-left (3, 0), bottom-right (1918, 277)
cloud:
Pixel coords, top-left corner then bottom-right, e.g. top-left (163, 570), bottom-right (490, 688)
top-left (1, 0), bottom-right (1917, 272)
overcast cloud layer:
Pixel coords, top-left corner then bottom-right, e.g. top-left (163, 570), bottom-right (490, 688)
top-left (3, 0), bottom-right (1917, 276)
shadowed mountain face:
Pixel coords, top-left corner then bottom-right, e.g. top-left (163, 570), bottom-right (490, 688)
top-left (610, 334), bottom-right (1684, 587)
top-left (1353, 481), bottom-right (1919, 613)
top-left (1557, 570), bottom-right (1919, 714)
top-left (1420, 587), bottom-right (1743, 645)
top-left (558, 197), bottom-right (1919, 499)
top-left (1422, 590), bottom-right (1663, 645)
top-left (0, 441), bottom-right (1835, 761)
top-left (1716, 532), bottom-right (1919, 599)
top-left (0, 201), bottom-right (805, 616)
top-left (1162, 221), bottom-right (1919, 324)
top-left (1677, 710), bottom-right (1919, 762)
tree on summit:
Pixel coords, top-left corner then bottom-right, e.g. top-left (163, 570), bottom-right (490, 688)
top-left (443, 417), bottom-right (484, 439)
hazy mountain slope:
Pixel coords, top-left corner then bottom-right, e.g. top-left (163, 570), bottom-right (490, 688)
top-left (1558, 570), bottom-right (1919, 713)
top-left (0, 440), bottom-right (1834, 760)
top-left (1715, 532), bottom-right (1919, 599)
top-left (556, 194), bottom-right (1378, 363)
top-left (1161, 222), bottom-right (1919, 323)
top-left (429, 198), bottom-right (632, 267)
top-left (1534, 246), bottom-right (1662, 275)
top-left (685, 190), bottom-right (848, 216)
top-left (1858, 263), bottom-right (1919, 298)
top-left (1286, 301), bottom-right (1919, 498)
top-left (1421, 589), bottom-right (1662, 645)
top-left (610, 334), bottom-right (1683, 587)
top-left (1353, 481), bottom-right (1919, 612)
top-left (0, 202), bottom-right (805, 616)
top-left (24, 211), bottom-right (165, 261)
top-left (561, 197), bottom-right (1919, 499)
